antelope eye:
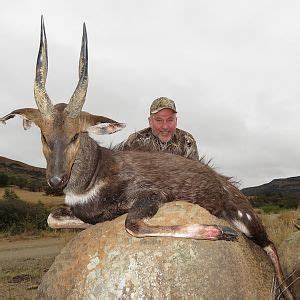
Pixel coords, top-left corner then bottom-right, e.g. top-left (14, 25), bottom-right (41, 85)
top-left (70, 133), bottom-right (79, 143)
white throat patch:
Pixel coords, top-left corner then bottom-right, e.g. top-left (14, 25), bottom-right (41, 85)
top-left (65, 181), bottom-right (106, 206)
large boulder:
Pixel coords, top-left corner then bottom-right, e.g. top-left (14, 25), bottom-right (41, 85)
top-left (37, 201), bottom-right (273, 299)
top-left (279, 230), bottom-right (300, 299)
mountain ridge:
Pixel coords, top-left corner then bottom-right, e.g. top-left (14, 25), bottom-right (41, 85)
top-left (241, 176), bottom-right (300, 198)
top-left (0, 155), bottom-right (45, 182)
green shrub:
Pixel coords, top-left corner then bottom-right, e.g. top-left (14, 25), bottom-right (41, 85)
top-left (0, 173), bottom-right (9, 187)
top-left (44, 186), bottom-right (64, 196)
top-left (14, 176), bottom-right (28, 189)
top-left (27, 179), bottom-right (45, 192)
top-left (250, 195), bottom-right (299, 212)
top-left (3, 188), bottom-right (19, 200)
top-left (260, 205), bottom-right (282, 214)
top-left (0, 188), bottom-right (50, 234)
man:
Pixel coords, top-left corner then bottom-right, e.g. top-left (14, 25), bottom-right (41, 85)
top-left (117, 97), bottom-right (199, 160)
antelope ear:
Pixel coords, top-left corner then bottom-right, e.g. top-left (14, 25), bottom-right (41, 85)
top-left (87, 122), bottom-right (126, 135)
top-left (80, 112), bottom-right (126, 135)
top-left (0, 108), bottom-right (42, 130)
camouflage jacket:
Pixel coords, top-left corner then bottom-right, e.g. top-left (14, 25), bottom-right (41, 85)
top-left (116, 127), bottom-right (199, 160)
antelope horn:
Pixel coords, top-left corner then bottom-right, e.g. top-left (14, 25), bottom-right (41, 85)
top-left (34, 15), bottom-right (53, 116)
top-left (65, 23), bottom-right (88, 118)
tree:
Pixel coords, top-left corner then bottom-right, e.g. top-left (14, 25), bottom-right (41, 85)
top-left (0, 173), bottom-right (8, 187)
top-left (28, 180), bottom-right (43, 192)
top-left (15, 177), bottom-right (28, 189)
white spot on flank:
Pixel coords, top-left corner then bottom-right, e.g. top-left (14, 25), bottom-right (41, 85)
top-left (232, 220), bottom-right (251, 237)
top-left (238, 210), bottom-right (243, 218)
top-left (246, 213), bottom-right (252, 221)
top-left (65, 181), bottom-right (106, 206)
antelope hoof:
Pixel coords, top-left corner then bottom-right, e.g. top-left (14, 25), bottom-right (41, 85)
top-left (218, 225), bottom-right (238, 241)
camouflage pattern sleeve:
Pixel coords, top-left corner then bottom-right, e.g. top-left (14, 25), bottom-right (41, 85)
top-left (114, 132), bottom-right (138, 151)
top-left (183, 132), bottom-right (199, 161)
top-left (186, 140), bottom-right (199, 160)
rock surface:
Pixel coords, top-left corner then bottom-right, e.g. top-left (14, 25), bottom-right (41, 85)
top-left (279, 231), bottom-right (300, 299)
top-left (37, 201), bottom-right (273, 299)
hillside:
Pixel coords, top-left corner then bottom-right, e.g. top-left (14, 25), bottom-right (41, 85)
top-left (0, 156), bottom-right (45, 183)
top-left (242, 176), bottom-right (300, 198)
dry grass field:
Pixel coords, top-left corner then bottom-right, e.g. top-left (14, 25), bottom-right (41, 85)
top-left (260, 210), bottom-right (300, 247)
top-left (0, 187), bottom-right (64, 208)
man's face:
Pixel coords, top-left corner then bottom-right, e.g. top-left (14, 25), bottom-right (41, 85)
top-left (148, 108), bottom-right (177, 143)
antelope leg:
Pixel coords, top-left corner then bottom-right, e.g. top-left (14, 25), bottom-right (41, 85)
top-left (47, 207), bottom-right (91, 229)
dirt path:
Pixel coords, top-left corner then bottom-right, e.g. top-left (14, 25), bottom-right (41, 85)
top-left (0, 238), bottom-right (65, 262)
top-left (0, 237), bottom-right (67, 299)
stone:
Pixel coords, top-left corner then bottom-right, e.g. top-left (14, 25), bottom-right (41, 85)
top-left (37, 201), bottom-right (273, 299)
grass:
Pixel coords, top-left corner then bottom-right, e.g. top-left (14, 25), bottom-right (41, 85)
top-left (0, 187), bottom-right (64, 208)
top-left (0, 237), bottom-right (68, 300)
top-left (1, 257), bottom-right (51, 282)
top-left (0, 229), bottom-right (78, 243)
top-left (0, 187), bottom-right (66, 238)
top-left (260, 210), bottom-right (300, 247)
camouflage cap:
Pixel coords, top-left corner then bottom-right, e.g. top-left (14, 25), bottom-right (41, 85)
top-left (150, 97), bottom-right (177, 114)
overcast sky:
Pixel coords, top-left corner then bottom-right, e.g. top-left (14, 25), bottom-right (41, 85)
top-left (1, 1), bottom-right (300, 188)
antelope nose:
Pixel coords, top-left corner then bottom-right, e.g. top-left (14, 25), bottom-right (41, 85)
top-left (48, 176), bottom-right (63, 188)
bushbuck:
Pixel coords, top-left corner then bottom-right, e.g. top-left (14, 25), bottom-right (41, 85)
top-left (0, 17), bottom-right (294, 299)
